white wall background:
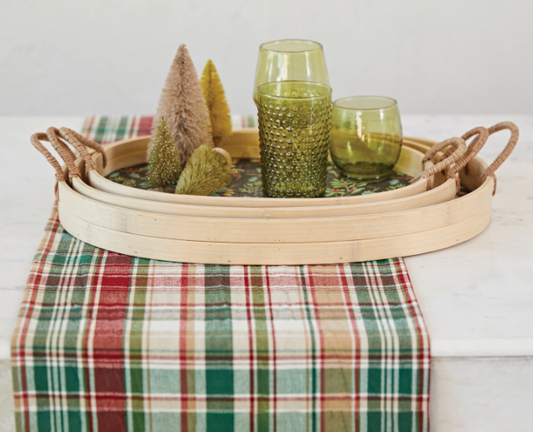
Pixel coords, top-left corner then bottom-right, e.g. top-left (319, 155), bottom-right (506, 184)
top-left (1, 0), bottom-right (532, 116)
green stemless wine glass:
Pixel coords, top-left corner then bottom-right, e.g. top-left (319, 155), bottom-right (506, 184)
top-left (253, 39), bottom-right (330, 102)
top-left (330, 96), bottom-right (402, 181)
top-left (257, 81), bottom-right (332, 198)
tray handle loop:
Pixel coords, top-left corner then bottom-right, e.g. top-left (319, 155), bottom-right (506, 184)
top-left (45, 127), bottom-right (82, 182)
top-left (447, 122), bottom-right (518, 195)
top-left (444, 126), bottom-right (489, 194)
top-left (57, 127), bottom-right (99, 174)
top-left (59, 127), bottom-right (107, 170)
top-left (31, 130), bottom-right (81, 200)
top-left (418, 137), bottom-right (466, 192)
top-left (30, 132), bottom-right (66, 184)
top-left (484, 122), bottom-right (519, 195)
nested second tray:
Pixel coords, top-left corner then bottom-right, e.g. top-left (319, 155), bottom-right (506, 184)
top-left (87, 130), bottom-right (459, 207)
top-left (66, 130), bottom-right (465, 218)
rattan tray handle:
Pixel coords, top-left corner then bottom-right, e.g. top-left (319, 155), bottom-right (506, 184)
top-left (30, 132), bottom-right (69, 183)
top-left (34, 127), bottom-right (106, 175)
top-left (53, 128), bottom-right (101, 175)
top-left (413, 137), bottom-right (466, 192)
top-left (31, 130), bottom-right (83, 198)
top-left (448, 121), bottom-right (519, 195)
top-left (44, 127), bottom-right (83, 181)
top-left (59, 127), bottom-right (107, 170)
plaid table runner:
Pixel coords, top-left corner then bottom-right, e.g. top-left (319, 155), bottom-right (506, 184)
top-left (11, 116), bottom-right (430, 432)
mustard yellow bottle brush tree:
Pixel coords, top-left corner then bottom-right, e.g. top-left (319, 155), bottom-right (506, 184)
top-left (201, 60), bottom-right (233, 147)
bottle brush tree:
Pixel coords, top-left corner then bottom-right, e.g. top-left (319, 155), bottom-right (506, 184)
top-left (148, 116), bottom-right (181, 189)
top-left (175, 145), bottom-right (233, 196)
top-left (201, 60), bottom-right (232, 147)
top-left (151, 44), bottom-right (212, 166)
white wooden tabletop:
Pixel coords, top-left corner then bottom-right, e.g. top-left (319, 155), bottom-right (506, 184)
top-left (1, 115), bottom-right (532, 431)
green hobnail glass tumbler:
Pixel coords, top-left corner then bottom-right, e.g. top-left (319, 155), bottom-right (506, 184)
top-left (253, 39), bottom-right (330, 102)
top-left (330, 96), bottom-right (403, 181)
top-left (257, 81), bottom-right (332, 198)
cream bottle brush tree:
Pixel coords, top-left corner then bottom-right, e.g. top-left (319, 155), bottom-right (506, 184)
top-left (201, 60), bottom-right (232, 147)
top-left (150, 44), bottom-right (212, 166)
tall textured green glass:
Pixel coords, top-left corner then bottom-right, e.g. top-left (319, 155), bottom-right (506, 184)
top-left (330, 96), bottom-right (403, 181)
top-left (257, 81), bottom-right (332, 198)
top-left (253, 40), bottom-right (330, 102)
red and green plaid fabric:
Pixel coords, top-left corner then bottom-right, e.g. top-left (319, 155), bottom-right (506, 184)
top-left (11, 116), bottom-right (430, 432)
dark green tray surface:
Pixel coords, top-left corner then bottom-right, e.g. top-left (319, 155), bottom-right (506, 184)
top-left (106, 159), bottom-right (412, 198)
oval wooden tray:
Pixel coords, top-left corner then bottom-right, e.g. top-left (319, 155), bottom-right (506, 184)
top-left (57, 168), bottom-right (488, 243)
top-left (63, 130), bottom-right (465, 220)
top-left (83, 130), bottom-right (461, 208)
top-left (55, 136), bottom-right (491, 246)
top-left (49, 134), bottom-right (484, 245)
top-left (54, 139), bottom-right (488, 258)
top-left (66, 138), bottom-right (459, 218)
top-left (59, 200), bottom-right (491, 265)
top-left (31, 123), bottom-right (517, 264)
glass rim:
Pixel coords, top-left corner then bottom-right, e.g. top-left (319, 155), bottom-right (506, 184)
top-left (259, 39), bottom-right (324, 53)
top-left (257, 80), bottom-right (332, 100)
top-left (333, 96), bottom-right (398, 111)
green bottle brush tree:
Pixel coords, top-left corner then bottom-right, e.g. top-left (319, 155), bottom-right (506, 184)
top-left (147, 117), bottom-right (181, 189)
top-left (175, 144), bottom-right (233, 195)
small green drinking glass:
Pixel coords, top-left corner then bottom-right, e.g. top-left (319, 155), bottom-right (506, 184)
top-left (253, 39), bottom-right (330, 103)
top-left (330, 96), bottom-right (403, 181)
top-left (257, 81), bottom-right (332, 198)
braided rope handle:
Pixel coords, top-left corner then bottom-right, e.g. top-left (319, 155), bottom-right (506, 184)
top-left (31, 130), bottom-right (84, 199)
top-left (447, 122), bottom-right (519, 195)
top-left (57, 127), bottom-right (98, 173)
top-left (447, 127), bottom-right (489, 179)
top-left (60, 127), bottom-right (107, 170)
top-left (484, 122), bottom-right (519, 194)
top-left (30, 133), bottom-right (66, 183)
top-left (45, 127), bottom-right (82, 181)
top-left (45, 127), bottom-right (83, 182)
top-left (32, 126), bottom-right (107, 183)
top-left (414, 137), bottom-right (466, 191)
